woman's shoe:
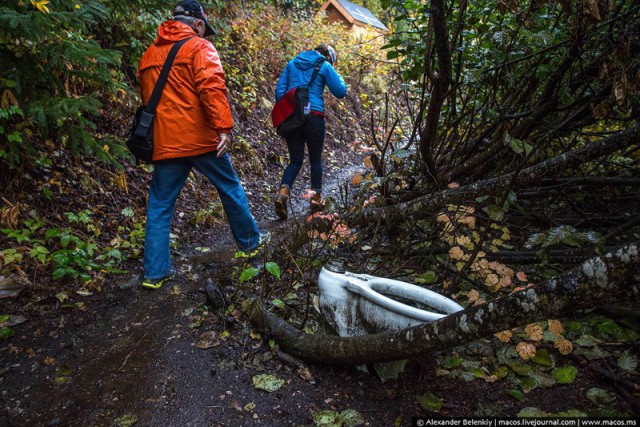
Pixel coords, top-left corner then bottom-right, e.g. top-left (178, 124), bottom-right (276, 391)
top-left (310, 193), bottom-right (324, 213)
top-left (274, 186), bottom-right (290, 220)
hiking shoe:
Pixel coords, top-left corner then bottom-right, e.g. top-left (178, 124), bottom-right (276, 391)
top-left (310, 194), bottom-right (325, 214)
top-left (274, 186), bottom-right (290, 220)
top-left (243, 229), bottom-right (271, 258)
top-left (141, 268), bottom-right (176, 290)
top-left (274, 194), bottom-right (288, 220)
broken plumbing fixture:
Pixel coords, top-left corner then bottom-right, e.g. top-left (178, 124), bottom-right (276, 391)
top-left (318, 259), bottom-right (464, 337)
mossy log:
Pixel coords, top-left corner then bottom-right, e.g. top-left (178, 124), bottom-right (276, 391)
top-left (250, 244), bottom-right (640, 365)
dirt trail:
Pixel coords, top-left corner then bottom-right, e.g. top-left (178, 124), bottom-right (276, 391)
top-left (2, 162), bottom-right (398, 426)
top-left (1, 157), bottom-right (619, 425)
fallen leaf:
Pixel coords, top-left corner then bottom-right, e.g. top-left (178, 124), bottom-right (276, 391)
top-left (297, 367), bottom-right (316, 384)
top-left (435, 369), bottom-right (450, 377)
top-left (617, 349), bottom-right (638, 372)
top-left (448, 246), bottom-right (464, 260)
top-left (494, 330), bottom-right (512, 343)
top-left (0, 315), bottom-right (26, 327)
top-left (554, 365), bottom-right (578, 384)
top-left (586, 388), bottom-right (616, 406)
top-left (467, 290), bottom-right (480, 304)
top-left (252, 374), bottom-right (284, 392)
top-left (547, 319), bottom-right (564, 336)
top-left (554, 339), bottom-right (574, 355)
top-left (516, 342), bottom-right (537, 360)
top-left (196, 331), bottom-right (220, 349)
top-left (417, 392), bottom-right (442, 412)
top-left (112, 414), bottom-right (138, 427)
top-left (524, 323), bottom-right (543, 341)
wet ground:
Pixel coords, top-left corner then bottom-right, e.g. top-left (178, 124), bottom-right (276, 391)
top-left (1, 154), bottom-right (637, 426)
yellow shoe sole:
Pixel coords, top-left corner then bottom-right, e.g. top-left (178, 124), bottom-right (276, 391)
top-left (141, 274), bottom-right (174, 290)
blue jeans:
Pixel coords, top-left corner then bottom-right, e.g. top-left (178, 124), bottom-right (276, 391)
top-left (143, 151), bottom-right (260, 279)
top-left (280, 116), bottom-right (325, 192)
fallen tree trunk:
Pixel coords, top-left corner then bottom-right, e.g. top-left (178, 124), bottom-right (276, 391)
top-left (250, 244), bottom-right (640, 365)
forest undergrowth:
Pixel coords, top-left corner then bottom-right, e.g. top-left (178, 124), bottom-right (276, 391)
top-left (0, 0), bottom-right (639, 421)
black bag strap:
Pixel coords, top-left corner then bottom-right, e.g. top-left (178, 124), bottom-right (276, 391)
top-left (306, 60), bottom-right (323, 88)
top-left (145, 37), bottom-right (193, 114)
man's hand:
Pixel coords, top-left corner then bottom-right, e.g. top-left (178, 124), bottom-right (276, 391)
top-left (217, 132), bottom-right (231, 157)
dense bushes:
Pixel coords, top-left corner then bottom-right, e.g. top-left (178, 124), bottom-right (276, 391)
top-left (0, 0), bottom-right (390, 285)
top-left (0, 0), bottom-right (388, 174)
top-left (219, 3), bottom-right (389, 115)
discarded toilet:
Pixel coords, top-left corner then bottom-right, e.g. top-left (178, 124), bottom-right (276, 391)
top-left (318, 259), bottom-right (464, 337)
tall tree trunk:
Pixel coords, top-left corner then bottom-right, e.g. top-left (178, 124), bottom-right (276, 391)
top-left (419, 0), bottom-right (452, 183)
top-left (250, 245), bottom-right (639, 365)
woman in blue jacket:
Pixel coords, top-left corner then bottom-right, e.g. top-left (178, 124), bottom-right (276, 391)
top-left (273, 44), bottom-right (347, 219)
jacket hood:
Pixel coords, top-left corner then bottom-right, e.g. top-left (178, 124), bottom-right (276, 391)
top-left (154, 20), bottom-right (198, 45)
top-left (293, 50), bottom-right (325, 70)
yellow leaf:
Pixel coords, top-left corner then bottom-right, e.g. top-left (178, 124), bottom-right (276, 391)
top-left (436, 213), bottom-right (450, 223)
top-left (497, 275), bottom-right (512, 289)
top-left (484, 273), bottom-right (499, 288)
top-left (554, 338), bottom-right (573, 355)
top-left (467, 289), bottom-right (480, 304)
top-left (363, 155), bottom-right (373, 168)
top-left (547, 319), bottom-right (564, 336)
top-left (455, 235), bottom-right (471, 247)
top-left (494, 330), bottom-right (512, 343)
top-left (1, 90), bottom-right (18, 109)
top-left (516, 342), bottom-right (536, 360)
top-left (524, 323), bottom-right (543, 341)
top-left (448, 246), bottom-right (464, 260)
top-left (351, 173), bottom-right (363, 185)
top-left (31, 0), bottom-right (50, 13)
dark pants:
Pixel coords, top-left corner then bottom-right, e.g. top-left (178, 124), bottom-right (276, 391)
top-left (144, 151), bottom-right (260, 279)
top-left (280, 116), bottom-right (325, 193)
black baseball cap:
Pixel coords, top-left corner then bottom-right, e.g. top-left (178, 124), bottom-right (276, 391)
top-left (173, 0), bottom-right (216, 36)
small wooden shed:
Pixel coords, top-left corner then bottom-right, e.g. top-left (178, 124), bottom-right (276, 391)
top-left (318, 0), bottom-right (389, 38)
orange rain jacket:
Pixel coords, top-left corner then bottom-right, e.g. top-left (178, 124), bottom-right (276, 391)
top-left (138, 21), bottom-right (233, 161)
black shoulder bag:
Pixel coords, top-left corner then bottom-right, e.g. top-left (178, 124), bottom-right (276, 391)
top-left (276, 61), bottom-right (323, 138)
top-left (127, 37), bottom-right (192, 163)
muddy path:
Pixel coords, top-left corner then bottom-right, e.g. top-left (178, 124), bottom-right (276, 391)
top-left (1, 156), bottom-right (635, 426)
top-left (3, 161), bottom-right (400, 426)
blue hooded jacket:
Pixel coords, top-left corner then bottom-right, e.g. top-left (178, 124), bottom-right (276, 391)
top-left (275, 50), bottom-right (347, 114)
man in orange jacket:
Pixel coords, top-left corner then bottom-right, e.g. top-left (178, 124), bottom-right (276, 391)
top-left (138, 0), bottom-right (269, 289)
